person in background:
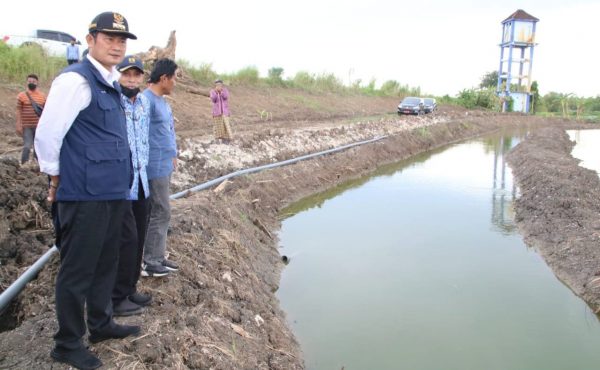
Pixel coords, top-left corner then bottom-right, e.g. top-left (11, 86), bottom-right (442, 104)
top-left (35, 11), bottom-right (140, 370)
top-left (210, 79), bottom-right (232, 143)
top-left (112, 55), bottom-right (153, 316)
top-left (66, 39), bottom-right (80, 65)
top-left (16, 74), bottom-right (46, 165)
top-left (141, 58), bottom-right (179, 277)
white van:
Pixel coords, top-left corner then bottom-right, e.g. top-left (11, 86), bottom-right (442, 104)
top-left (2, 29), bottom-right (82, 58)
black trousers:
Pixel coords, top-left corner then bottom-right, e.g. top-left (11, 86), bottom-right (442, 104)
top-left (113, 193), bottom-right (150, 304)
top-left (54, 200), bottom-right (128, 350)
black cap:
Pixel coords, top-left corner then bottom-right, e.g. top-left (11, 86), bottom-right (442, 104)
top-left (89, 12), bottom-right (137, 40)
top-left (117, 55), bottom-right (144, 73)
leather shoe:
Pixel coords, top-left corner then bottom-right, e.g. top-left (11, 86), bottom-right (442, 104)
top-left (89, 323), bottom-right (141, 344)
top-left (129, 292), bottom-right (152, 306)
top-left (113, 297), bottom-right (144, 317)
top-left (51, 347), bottom-right (102, 370)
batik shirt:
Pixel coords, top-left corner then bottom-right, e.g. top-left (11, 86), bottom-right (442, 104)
top-left (121, 92), bottom-right (150, 200)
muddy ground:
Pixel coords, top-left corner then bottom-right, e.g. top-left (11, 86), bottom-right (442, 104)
top-left (0, 80), bottom-right (595, 369)
top-left (507, 127), bottom-right (600, 312)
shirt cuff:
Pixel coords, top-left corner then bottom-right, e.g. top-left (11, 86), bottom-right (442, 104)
top-left (38, 160), bottom-right (59, 176)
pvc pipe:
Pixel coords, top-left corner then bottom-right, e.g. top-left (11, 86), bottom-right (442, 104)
top-left (0, 135), bottom-right (387, 312)
top-left (0, 245), bottom-right (58, 314)
top-left (171, 135), bottom-right (387, 199)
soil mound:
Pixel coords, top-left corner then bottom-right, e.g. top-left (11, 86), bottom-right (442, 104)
top-left (507, 127), bottom-right (600, 311)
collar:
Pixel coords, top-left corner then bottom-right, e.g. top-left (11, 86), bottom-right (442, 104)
top-left (121, 93), bottom-right (143, 106)
top-left (86, 54), bottom-right (121, 86)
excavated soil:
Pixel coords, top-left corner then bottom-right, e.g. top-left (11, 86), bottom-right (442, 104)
top-left (507, 127), bottom-right (600, 312)
top-left (0, 80), bottom-right (595, 369)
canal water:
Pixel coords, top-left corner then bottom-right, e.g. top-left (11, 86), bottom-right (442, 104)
top-left (568, 129), bottom-right (600, 177)
top-left (277, 131), bottom-right (600, 370)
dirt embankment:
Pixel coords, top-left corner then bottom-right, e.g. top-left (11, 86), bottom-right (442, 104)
top-left (507, 127), bottom-right (600, 311)
top-left (0, 79), bottom-right (593, 369)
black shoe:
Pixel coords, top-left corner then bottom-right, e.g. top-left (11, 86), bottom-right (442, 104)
top-left (141, 264), bottom-right (170, 277)
top-left (51, 347), bottom-right (102, 370)
top-left (129, 292), bottom-right (152, 307)
top-left (113, 297), bottom-right (144, 317)
top-left (162, 259), bottom-right (179, 271)
top-left (89, 323), bottom-right (141, 344)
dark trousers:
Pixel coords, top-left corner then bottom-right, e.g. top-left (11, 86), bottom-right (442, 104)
top-left (113, 192), bottom-right (150, 304)
top-left (67, 59), bottom-right (78, 65)
top-left (54, 200), bottom-right (128, 350)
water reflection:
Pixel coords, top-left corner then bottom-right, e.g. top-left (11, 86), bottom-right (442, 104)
top-left (277, 131), bottom-right (600, 370)
top-left (490, 136), bottom-right (518, 235)
top-left (281, 133), bottom-right (522, 236)
top-left (279, 148), bottom-right (445, 218)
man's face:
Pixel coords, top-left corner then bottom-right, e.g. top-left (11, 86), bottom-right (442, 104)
top-left (161, 74), bottom-right (177, 95)
top-left (70, 40), bottom-right (75, 45)
top-left (26, 77), bottom-right (38, 88)
top-left (119, 68), bottom-right (143, 89)
top-left (87, 32), bottom-right (127, 70)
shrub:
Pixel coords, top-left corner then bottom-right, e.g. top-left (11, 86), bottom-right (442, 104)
top-left (267, 67), bottom-right (284, 85)
top-left (456, 88), bottom-right (500, 110)
top-left (178, 60), bottom-right (218, 85)
top-left (230, 66), bottom-right (260, 85)
top-left (0, 42), bottom-right (65, 83)
top-left (313, 73), bottom-right (344, 92)
top-left (291, 71), bottom-right (316, 90)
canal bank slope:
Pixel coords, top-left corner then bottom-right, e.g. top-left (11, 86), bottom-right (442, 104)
top-left (0, 114), bottom-right (589, 369)
top-left (508, 127), bottom-right (600, 312)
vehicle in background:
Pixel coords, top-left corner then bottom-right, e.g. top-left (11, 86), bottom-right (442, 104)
top-left (423, 98), bottom-right (437, 113)
top-left (398, 97), bottom-right (425, 115)
top-left (2, 30), bottom-right (82, 58)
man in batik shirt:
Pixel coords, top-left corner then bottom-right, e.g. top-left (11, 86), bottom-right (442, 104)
top-left (112, 55), bottom-right (153, 316)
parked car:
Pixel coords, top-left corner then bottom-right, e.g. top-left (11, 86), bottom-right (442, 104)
top-left (423, 98), bottom-right (437, 113)
top-left (2, 29), bottom-right (82, 58)
top-left (398, 97), bottom-right (425, 115)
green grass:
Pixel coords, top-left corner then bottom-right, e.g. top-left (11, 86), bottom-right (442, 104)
top-left (535, 111), bottom-right (600, 123)
top-left (0, 43), bottom-right (418, 99)
top-left (177, 59), bottom-right (421, 98)
top-left (0, 42), bottom-right (66, 83)
top-left (177, 60), bottom-right (218, 85)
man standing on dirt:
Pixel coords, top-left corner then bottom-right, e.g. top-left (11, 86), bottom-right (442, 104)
top-left (210, 79), bottom-right (233, 143)
top-left (141, 58), bottom-right (179, 277)
top-left (16, 74), bottom-right (45, 165)
top-left (112, 55), bottom-right (153, 316)
top-left (66, 39), bottom-right (80, 65)
top-left (34, 12), bottom-right (140, 370)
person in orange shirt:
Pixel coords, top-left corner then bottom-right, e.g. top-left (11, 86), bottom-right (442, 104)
top-left (16, 74), bottom-right (46, 164)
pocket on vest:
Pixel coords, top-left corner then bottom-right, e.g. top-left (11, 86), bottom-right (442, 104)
top-left (97, 93), bottom-right (118, 110)
top-left (85, 143), bottom-right (130, 195)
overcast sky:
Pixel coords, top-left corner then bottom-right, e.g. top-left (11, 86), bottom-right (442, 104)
top-left (2, 0), bottom-right (599, 96)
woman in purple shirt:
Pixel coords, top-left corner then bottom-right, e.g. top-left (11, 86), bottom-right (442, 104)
top-left (210, 79), bottom-right (233, 143)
